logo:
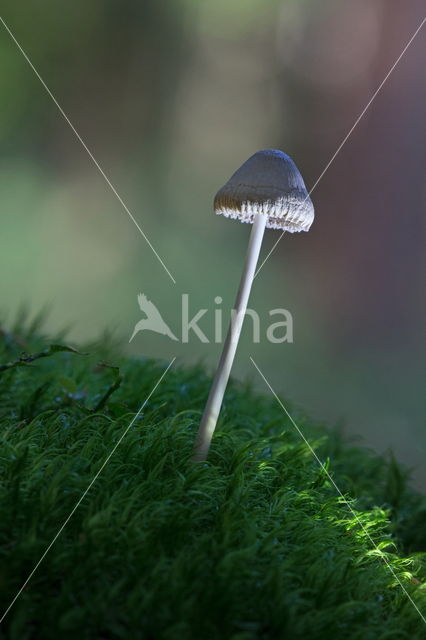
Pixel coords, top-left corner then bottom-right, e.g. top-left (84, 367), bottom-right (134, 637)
top-left (129, 293), bottom-right (293, 344)
top-left (129, 294), bottom-right (179, 343)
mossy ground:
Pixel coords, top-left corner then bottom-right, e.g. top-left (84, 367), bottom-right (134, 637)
top-left (0, 318), bottom-right (425, 639)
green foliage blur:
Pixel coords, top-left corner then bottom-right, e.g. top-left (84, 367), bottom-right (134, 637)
top-left (0, 1), bottom-right (425, 487)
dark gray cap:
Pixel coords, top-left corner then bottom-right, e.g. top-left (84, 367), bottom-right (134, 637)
top-left (214, 149), bottom-right (314, 232)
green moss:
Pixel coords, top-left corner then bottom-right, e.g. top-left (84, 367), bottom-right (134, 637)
top-left (0, 322), bottom-right (425, 639)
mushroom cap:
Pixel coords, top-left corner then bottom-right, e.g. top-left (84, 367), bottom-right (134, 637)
top-left (214, 149), bottom-right (314, 232)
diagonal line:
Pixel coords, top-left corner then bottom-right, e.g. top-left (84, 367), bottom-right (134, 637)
top-left (0, 357), bottom-right (176, 624)
top-left (254, 15), bottom-right (426, 279)
top-left (254, 231), bottom-right (286, 278)
top-left (0, 16), bottom-right (176, 285)
top-left (249, 356), bottom-right (426, 625)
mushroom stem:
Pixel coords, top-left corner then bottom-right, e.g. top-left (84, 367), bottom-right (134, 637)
top-left (193, 213), bottom-right (267, 462)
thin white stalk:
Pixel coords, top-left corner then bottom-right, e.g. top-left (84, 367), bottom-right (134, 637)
top-left (193, 214), bottom-right (267, 461)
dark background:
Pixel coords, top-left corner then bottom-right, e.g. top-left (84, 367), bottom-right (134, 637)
top-left (0, 1), bottom-right (425, 487)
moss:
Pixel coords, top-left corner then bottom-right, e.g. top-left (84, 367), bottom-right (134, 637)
top-left (0, 321), bottom-right (425, 639)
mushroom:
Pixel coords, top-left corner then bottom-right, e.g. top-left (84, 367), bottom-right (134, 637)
top-left (192, 149), bottom-right (314, 462)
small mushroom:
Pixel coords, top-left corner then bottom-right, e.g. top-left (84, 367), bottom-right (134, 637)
top-left (192, 149), bottom-right (314, 462)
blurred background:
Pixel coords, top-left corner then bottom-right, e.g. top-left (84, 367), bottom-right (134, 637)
top-left (0, 1), bottom-right (425, 487)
